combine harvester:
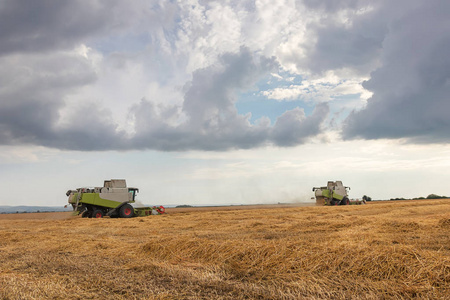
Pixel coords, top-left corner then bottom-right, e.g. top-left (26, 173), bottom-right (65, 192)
top-left (313, 181), bottom-right (366, 206)
top-left (66, 179), bottom-right (165, 218)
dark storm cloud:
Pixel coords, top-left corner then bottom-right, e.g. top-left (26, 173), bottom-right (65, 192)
top-left (306, 17), bottom-right (386, 75)
top-left (54, 102), bottom-right (127, 150)
top-left (0, 50), bottom-right (127, 150)
top-left (302, 0), bottom-right (369, 12)
top-left (0, 1), bottom-right (141, 150)
top-left (0, 0), bottom-right (169, 151)
top-left (0, 51), bottom-right (95, 146)
top-left (297, 0), bottom-right (387, 75)
top-left (0, 0), bottom-right (137, 55)
top-left (343, 1), bottom-right (450, 143)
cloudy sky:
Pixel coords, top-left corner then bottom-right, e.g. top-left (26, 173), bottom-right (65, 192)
top-left (1, 0), bottom-right (450, 207)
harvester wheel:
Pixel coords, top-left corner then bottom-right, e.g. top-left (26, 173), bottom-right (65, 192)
top-left (81, 210), bottom-right (91, 218)
top-left (156, 206), bottom-right (166, 214)
top-left (119, 204), bottom-right (135, 218)
top-left (341, 197), bottom-right (350, 205)
top-left (92, 209), bottom-right (104, 218)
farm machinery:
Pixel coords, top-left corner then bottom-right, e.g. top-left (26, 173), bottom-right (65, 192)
top-left (313, 181), bottom-right (365, 206)
top-left (66, 179), bottom-right (165, 218)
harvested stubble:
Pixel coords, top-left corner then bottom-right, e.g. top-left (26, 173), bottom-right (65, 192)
top-left (0, 200), bottom-right (449, 299)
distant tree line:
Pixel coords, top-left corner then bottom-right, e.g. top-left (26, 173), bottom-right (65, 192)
top-left (390, 194), bottom-right (447, 201)
top-left (362, 195), bottom-right (372, 201)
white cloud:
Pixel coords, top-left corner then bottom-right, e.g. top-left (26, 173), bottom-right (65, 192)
top-left (262, 71), bottom-right (372, 102)
top-left (0, 1), bottom-right (384, 151)
top-left (0, 146), bottom-right (60, 164)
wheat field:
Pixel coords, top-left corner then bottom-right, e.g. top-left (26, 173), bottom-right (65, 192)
top-left (0, 200), bottom-right (449, 299)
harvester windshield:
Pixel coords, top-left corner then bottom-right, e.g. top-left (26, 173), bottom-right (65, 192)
top-left (128, 188), bottom-right (139, 201)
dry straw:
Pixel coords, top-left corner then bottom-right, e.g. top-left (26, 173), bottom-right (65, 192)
top-left (0, 199), bottom-right (449, 299)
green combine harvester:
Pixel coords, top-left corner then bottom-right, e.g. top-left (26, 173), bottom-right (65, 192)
top-left (313, 181), bottom-right (351, 206)
top-left (66, 179), bottom-right (165, 218)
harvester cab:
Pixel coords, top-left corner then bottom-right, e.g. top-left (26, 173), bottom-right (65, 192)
top-left (313, 181), bottom-right (350, 206)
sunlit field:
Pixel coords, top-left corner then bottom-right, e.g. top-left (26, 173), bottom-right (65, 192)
top-left (0, 200), bottom-right (449, 299)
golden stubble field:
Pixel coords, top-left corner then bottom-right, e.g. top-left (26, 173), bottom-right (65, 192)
top-left (0, 200), bottom-right (449, 299)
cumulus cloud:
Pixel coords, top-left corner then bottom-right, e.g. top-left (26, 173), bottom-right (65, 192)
top-left (343, 1), bottom-right (450, 143)
top-left (0, 42), bottom-right (328, 151)
top-left (271, 104), bottom-right (329, 146)
top-left (129, 48), bottom-right (329, 150)
top-left (1, 0), bottom-right (446, 152)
